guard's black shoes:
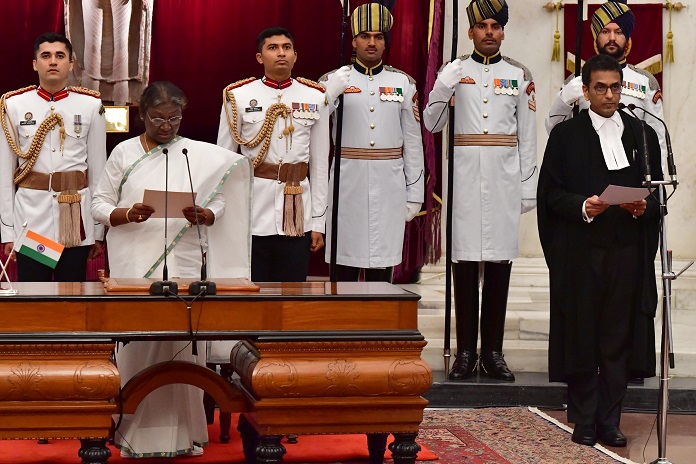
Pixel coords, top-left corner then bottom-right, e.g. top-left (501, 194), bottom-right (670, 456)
top-left (571, 424), bottom-right (597, 446)
top-left (597, 425), bottom-right (627, 447)
top-left (479, 351), bottom-right (515, 381)
top-left (448, 351), bottom-right (478, 381)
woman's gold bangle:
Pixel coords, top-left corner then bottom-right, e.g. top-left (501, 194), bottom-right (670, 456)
top-left (125, 207), bottom-right (133, 223)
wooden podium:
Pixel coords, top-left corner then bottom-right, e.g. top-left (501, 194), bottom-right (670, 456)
top-left (0, 281), bottom-right (431, 463)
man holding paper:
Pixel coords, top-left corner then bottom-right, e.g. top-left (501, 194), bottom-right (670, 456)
top-left (537, 54), bottom-right (662, 448)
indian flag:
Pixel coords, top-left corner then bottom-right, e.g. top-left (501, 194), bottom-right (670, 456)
top-left (18, 230), bottom-right (65, 269)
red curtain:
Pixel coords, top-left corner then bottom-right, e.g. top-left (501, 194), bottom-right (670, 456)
top-left (0, 1), bottom-right (64, 92)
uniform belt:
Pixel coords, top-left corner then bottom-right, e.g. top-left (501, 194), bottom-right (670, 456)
top-left (17, 170), bottom-right (88, 191)
top-left (341, 147), bottom-right (403, 160)
top-left (254, 162), bottom-right (309, 237)
top-left (454, 134), bottom-right (518, 147)
top-left (254, 162), bottom-right (309, 183)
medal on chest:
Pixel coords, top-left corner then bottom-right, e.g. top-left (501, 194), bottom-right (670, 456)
top-left (379, 87), bottom-right (404, 102)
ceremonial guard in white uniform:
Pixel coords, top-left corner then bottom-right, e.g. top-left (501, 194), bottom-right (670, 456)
top-left (0, 33), bottom-right (106, 282)
top-left (424, 0), bottom-right (537, 382)
top-left (320, 2), bottom-right (424, 282)
top-left (218, 27), bottom-right (329, 282)
top-left (545, 0), bottom-right (667, 173)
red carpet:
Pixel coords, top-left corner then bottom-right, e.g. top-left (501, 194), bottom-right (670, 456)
top-left (0, 412), bottom-right (437, 463)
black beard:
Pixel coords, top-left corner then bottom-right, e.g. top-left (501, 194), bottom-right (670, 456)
top-left (598, 43), bottom-right (626, 60)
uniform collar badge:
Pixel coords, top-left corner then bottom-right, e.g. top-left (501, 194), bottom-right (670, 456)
top-left (37, 87), bottom-right (69, 102)
top-left (262, 76), bottom-right (292, 90)
top-left (471, 49), bottom-right (502, 65)
top-left (353, 59), bottom-right (384, 76)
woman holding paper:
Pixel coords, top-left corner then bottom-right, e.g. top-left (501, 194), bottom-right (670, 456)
top-left (91, 81), bottom-right (251, 458)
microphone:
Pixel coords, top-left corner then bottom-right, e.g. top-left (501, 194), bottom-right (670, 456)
top-left (182, 148), bottom-right (216, 295)
top-left (618, 103), bottom-right (651, 183)
top-left (623, 103), bottom-right (677, 183)
top-left (149, 147), bottom-right (179, 296)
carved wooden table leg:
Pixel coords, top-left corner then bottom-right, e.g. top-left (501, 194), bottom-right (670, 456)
top-left (367, 433), bottom-right (388, 464)
top-left (256, 435), bottom-right (286, 463)
top-left (78, 438), bottom-right (111, 464)
top-left (388, 433), bottom-right (420, 464)
top-left (237, 414), bottom-right (259, 464)
top-left (219, 364), bottom-right (234, 443)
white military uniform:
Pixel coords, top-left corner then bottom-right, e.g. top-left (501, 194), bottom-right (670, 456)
top-left (320, 61), bottom-right (424, 268)
top-left (217, 77), bottom-right (329, 236)
top-left (0, 86), bottom-right (106, 245)
top-left (423, 51), bottom-right (538, 262)
top-left (545, 63), bottom-right (667, 174)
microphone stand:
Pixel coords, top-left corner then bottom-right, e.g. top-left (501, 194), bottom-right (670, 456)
top-left (182, 148), bottom-right (216, 295)
top-left (621, 104), bottom-right (693, 464)
top-left (149, 148), bottom-right (178, 296)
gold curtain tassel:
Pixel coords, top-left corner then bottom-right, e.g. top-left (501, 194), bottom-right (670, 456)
top-left (551, 3), bottom-right (562, 62)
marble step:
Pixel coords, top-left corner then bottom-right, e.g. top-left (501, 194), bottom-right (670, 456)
top-left (414, 308), bottom-right (696, 377)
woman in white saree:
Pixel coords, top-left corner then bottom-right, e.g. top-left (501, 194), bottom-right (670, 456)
top-left (91, 81), bottom-right (251, 458)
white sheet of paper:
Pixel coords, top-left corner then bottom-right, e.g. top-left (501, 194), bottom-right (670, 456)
top-left (142, 189), bottom-right (197, 218)
top-left (598, 185), bottom-right (654, 205)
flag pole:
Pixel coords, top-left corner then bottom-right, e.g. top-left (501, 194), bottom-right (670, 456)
top-left (443, 0), bottom-right (458, 375)
top-left (329, 0), bottom-right (351, 282)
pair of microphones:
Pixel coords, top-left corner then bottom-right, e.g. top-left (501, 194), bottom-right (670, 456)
top-left (618, 102), bottom-right (677, 185)
top-left (149, 148), bottom-right (216, 296)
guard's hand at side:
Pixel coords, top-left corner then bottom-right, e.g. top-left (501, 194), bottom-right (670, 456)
top-left (88, 241), bottom-right (103, 260)
top-left (406, 202), bottom-right (421, 222)
top-left (2, 242), bottom-right (15, 262)
top-left (561, 76), bottom-right (583, 105)
top-left (437, 59), bottom-right (463, 89)
top-left (310, 231), bottom-right (324, 252)
top-left (325, 66), bottom-right (352, 102)
top-left (585, 195), bottom-right (609, 218)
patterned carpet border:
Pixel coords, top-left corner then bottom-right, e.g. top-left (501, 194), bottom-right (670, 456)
top-left (417, 407), bottom-right (639, 464)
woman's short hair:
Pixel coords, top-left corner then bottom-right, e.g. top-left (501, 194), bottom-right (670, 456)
top-left (139, 81), bottom-right (188, 117)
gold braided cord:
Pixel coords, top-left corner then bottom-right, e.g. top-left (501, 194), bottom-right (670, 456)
top-left (1, 90), bottom-right (65, 185)
top-left (67, 86), bottom-right (101, 98)
top-left (223, 88), bottom-right (292, 168)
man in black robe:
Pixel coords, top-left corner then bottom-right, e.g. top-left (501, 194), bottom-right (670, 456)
top-left (537, 54), bottom-right (661, 448)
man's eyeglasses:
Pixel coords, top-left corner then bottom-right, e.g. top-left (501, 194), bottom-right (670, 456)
top-left (594, 83), bottom-right (622, 95)
top-left (147, 113), bottom-right (183, 127)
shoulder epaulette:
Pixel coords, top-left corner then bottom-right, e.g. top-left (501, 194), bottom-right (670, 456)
top-left (2, 85), bottom-right (37, 100)
top-left (68, 86), bottom-right (101, 98)
top-left (627, 64), bottom-right (661, 91)
top-left (225, 77), bottom-right (256, 92)
top-left (503, 56), bottom-right (533, 81)
top-left (296, 77), bottom-right (326, 93)
top-left (384, 65), bottom-right (416, 85)
top-left (318, 69), bottom-right (338, 83)
top-left (438, 55), bottom-right (471, 73)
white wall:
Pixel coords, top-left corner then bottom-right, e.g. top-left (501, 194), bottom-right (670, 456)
top-left (440, 0), bottom-right (696, 259)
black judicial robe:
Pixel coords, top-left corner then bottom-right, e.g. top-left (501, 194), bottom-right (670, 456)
top-left (537, 109), bottom-right (662, 382)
